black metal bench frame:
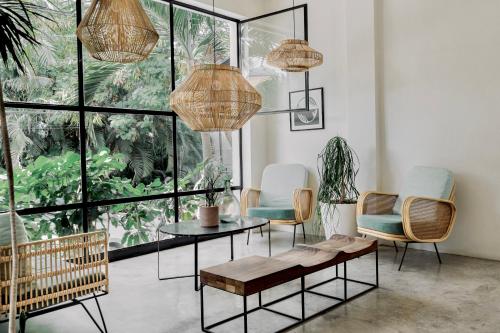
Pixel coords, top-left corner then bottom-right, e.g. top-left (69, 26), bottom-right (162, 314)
top-left (0, 291), bottom-right (108, 333)
top-left (200, 249), bottom-right (379, 333)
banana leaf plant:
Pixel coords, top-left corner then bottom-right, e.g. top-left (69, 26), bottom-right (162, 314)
top-left (0, 1), bottom-right (51, 331)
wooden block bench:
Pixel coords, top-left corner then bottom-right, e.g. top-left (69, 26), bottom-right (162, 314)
top-left (200, 234), bottom-right (378, 333)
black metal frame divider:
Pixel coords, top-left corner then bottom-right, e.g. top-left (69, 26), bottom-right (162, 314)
top-left (3, 1), bottom-right (310, 262)
top-left (200, 250), bottom-right (379, 333)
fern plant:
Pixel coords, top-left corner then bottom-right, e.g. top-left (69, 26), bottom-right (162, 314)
top-left (316, 137), bottom-right (360, 235)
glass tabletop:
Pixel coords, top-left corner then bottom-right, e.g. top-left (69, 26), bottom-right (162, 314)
top-left (158, 217), bottom-right (269, 237)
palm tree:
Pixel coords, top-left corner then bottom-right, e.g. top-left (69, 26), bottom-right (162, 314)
top-left (0, 1), bottom-right (50, 332)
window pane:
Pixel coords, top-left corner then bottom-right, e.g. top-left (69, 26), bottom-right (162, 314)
top-left (82, 0), bottom-right (171, 110)
top-left (20, 209), bottom-right (82, 241)
top-left (85, 113), bottom-right (174, 201)
top-left (240, 8), bottom-right (306, 112)
top-left (173, 5), bottom-right (234, 85)
top-left (176, 119), bottom-right (240, 192)
top-left (89, 199), bottom-right (174, 250)
top-left (0, 109), bottom-right (81, 211)
top-left (0, 0), bottom-right (78, 105)
top-left (178, 195), bottom-right (204, 221)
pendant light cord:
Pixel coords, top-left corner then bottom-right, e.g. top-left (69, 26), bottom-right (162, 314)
top-left (292, 0), bottom-right (296, 39)
top-left (213, 0), bottom-right (216, 64)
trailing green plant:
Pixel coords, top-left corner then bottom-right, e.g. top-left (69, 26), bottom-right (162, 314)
top-left (315, 137), bottom-right (360, 235)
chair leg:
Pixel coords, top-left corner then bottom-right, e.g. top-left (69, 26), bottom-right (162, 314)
top-left (434, 243), bottom-right (442, 264)
top-left (19, 311), bottom-right (27, 333)
top-left (301, 223), bottom-right (306, 243)
top-left (292, 224), bottom-right (297, 247)
top-left (398, 243), bottom-right (409, 271)
top-left (393, 241), bottom-right (399, 253)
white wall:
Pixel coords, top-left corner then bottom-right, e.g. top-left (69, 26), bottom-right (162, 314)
top-left (260, 0), bottom-right (377, 235)
top-left (379, 0), bottom-right (500, 260)
top-left (209, 0), bottom-right (500, 260)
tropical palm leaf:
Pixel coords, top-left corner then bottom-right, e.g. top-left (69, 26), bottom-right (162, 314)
top-left (0, 0), bottom-right (52, 72)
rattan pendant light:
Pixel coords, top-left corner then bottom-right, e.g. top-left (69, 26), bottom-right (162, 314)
top-left (77, 0), bottom-right (159, 63)
top-left (170, 1), bottom-right (261, 132)
top-left (266, 0), bottom-right (323, 72)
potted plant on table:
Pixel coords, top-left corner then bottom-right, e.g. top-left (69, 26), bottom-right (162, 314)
top-left (316, 136), bottom-right (360, 239)
top-left (199, 161), bottom-right (224, 227)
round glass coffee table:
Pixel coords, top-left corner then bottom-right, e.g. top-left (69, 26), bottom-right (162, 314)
top-left (157, 216), bottom-right (270, 291)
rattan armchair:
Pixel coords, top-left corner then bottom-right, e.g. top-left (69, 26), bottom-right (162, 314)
top-left (241, 164), bottom-right (313, 247)
top-left (356, 167), bottom-right (457, 270)
top-left (0, 231), bottom-right (109, 332)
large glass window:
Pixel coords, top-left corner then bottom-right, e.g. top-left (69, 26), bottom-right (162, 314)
top-left (0, 0), bottom-right (78, 105)
top-left (0, 109), bottom-right (81, 211)
top-left (85, 113), bottom-right (174, 200)
top-left (82, 0), bottom-right (171, 110)
top-left (240, 7), bottom-right (307, 112)
top-left (0, 0), bottom-right (242, 259)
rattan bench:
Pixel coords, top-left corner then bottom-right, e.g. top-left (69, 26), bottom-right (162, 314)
top-left (200, 234), bottom-right (378, 333)
top-left (0, 231), bottom-right (109, 333)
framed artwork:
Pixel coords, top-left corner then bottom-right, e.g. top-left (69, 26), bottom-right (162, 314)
top-left (289, 87), bottom-right (325, 131)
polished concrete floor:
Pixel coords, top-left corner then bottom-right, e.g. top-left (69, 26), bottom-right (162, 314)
top-left (2, 230), bottom-right (500, 333)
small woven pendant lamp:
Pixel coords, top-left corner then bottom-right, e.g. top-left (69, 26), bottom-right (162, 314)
top-left (266, 0), bottom-right (323, 72)
top-left (77, 0), bottom-right (159, 63)
top-left (170, 1), bottom-right (261, 132)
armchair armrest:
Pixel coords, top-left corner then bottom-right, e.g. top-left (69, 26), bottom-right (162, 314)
top-left (402, 196), bottom-right (457, 242)
top-left (356, 191), bottom-right (399, 216)
top-left (293, 188), bottom-right (313, 223)
top-left (240, 188), bottom-right (261, 216)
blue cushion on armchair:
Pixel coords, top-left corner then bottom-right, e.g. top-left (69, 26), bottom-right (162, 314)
top-left (357, 214), bottom-right (404, 235)
top-left (247, 207), bottom-right (296, 220)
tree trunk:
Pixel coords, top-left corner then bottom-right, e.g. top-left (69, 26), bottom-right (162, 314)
top-left (0, 78), bottom-right (18, 333)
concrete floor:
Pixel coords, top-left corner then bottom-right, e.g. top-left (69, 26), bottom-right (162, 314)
top-left (2, 230), bottom-right (500, 333)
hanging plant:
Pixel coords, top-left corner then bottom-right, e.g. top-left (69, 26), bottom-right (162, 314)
top-left (315, 136), bottom-right (359, 235)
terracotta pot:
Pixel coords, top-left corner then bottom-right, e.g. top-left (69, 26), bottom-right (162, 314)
top-left (199, 206), bottom-right (220, 227)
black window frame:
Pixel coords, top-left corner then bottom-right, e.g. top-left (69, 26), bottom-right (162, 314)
top-left (2, 1), bottom-right (308, 261)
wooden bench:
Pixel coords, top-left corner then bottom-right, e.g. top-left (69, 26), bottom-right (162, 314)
top-left (0, 231), bottom-right (109, 333)
top-left (200, 234), bottom-right (378, 333)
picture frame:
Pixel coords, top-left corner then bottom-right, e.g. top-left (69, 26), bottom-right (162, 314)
top-left (289, 87), bottom-right (325, 131)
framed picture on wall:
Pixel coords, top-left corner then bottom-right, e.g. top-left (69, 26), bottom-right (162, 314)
top-left (289, 87), bottom-right (325, 131)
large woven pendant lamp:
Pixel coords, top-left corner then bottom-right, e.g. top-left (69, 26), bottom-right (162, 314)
top-left (266, 0), bottom-right (323, 72)
top-left (170, 1), bottom-right (262, 132)
top-left (77, 0), bottom-right (159, 63)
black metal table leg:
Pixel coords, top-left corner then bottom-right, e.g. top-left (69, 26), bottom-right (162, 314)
top-left (301, 276), bottom-right (305, 320)
top-left (376, 249), bottom-right (379, 287)
top-left (247, 229), bottom-right (251, 245)
top-left (157, 229), bottom-right (160, 280)
top-left (195, 236), bottom-right (199, 291)
top-left (230, 232), bottom-right (234, 261)
top-left (344, 261), bottom-right (347, 300)
top-left (243, 296), bottom-right (248, 333)
top-left (200, 285), bottom-right (205, 331)
top-left (268, 222), bottom-right (271, 257)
